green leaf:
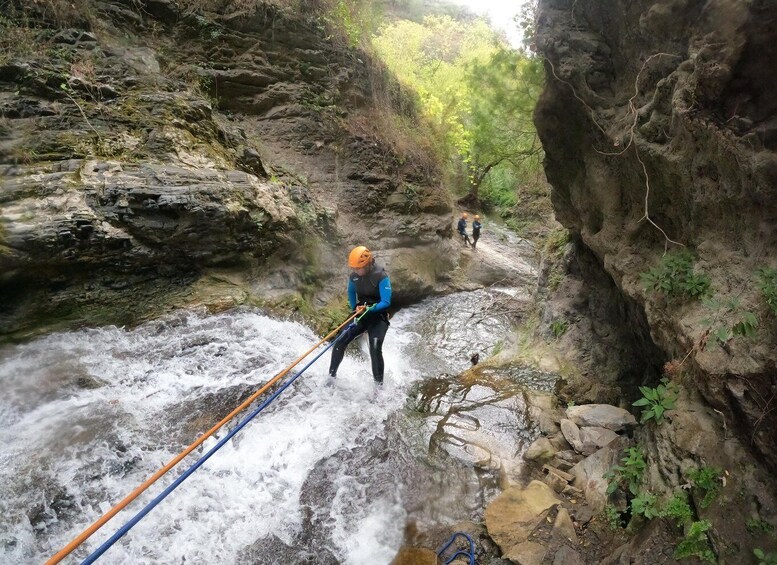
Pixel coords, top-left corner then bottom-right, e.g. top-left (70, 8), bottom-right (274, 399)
top-left (633, 397), bottom-right (651, 407)
top-left (702, 298), bottom-right (719, 309)
top-left (743, 311), bottom-right (758, 326)
top-left (714, 326), bottom-right (731, 342)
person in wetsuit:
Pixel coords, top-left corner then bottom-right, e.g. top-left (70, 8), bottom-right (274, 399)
top-left (328, 245), bottom-right (392, 385)
top-left (471, 215), bottom-right (482, 250)
top-left (457, 212), bottom-right (472, 246)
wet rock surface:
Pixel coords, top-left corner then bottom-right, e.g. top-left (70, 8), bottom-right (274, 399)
top-left (535, 0), bottom-right (777, 473)
top-left (0, 1), bottom-right (457, 338)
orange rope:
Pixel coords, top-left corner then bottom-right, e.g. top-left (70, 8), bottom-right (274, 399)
top-left (46, 313), bottom-right (356, 564)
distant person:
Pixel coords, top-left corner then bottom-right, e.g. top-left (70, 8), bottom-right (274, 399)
top-left (457, 212), bottom-right (472, 246)
top-left (328, 245), bottom-right (392, 385)
top-left (471, 215), bottom-right (482, 250)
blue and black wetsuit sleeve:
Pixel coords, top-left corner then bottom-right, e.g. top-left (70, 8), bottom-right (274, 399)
top-left (347, 278), bottom-right (357, 310)
top-left (371, 276), bottom-right (392, 313)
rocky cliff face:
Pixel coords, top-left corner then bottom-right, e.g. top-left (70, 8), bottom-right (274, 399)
top-left (535, 0), bottom-right (777, 471)
top-left (0, 0), bottom-right (456, 339)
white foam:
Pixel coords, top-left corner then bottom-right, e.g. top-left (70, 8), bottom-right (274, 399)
top-left (0, 294), bottom-right (512, 564)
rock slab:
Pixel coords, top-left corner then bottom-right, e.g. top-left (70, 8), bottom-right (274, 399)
top-left (485, 480), bottom-right (561, 560)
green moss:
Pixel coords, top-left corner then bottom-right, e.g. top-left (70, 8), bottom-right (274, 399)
top-left (251, 291), bottom-right (352, 338)
top-left (313, 297), bottom-right (352, 335)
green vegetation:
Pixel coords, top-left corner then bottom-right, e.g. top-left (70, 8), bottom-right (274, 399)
top-left (632, 380), bottom-right (677, 424)
top-left (464, 49), bottom-right (543, 206)
top-left (688, 466), bottom-right (723, 508)
top-left (758, 267), bottom-right (777, 317)
top-left (550, 319), bottom-right (568, 338)
top-left (660, 492), bottom-right (694, 526)
top-left (372, 14), bottom-right (547, 222)
top-left (630, 492), bottom-right (660, 520)
top-left (604, 504), bottom-right (622, 530)
top-left (540, 228), bottom-right (570, 292)
top-left (747, 518), bottom-right (775, 535)
top-left (702, 296), bottom-right (759, 350)
top-left (605, 447), bottom-right (646, 495)
top-left (0, 15), bottom-right (37, 64)
top-left (675, 520), bottom-right (716, 563)
top-left (640, 250), bottom-right (711, 299)
top-left (755, 548), bottom-right (777, 565)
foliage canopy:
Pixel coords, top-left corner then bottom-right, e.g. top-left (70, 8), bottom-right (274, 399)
top-left (372, 14), bottom-right (544, 212)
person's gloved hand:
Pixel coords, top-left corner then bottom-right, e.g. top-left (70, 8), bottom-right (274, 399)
top-left (354, 304), bottom-right (375, 324)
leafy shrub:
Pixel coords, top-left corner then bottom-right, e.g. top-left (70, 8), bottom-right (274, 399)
top-left (605, 447), bottom-right (646, 495)
top-left (660, 492), bottom-right (693, 526)
top-left (758, 267), bottom-right (777, 317)
top-left (755, 548), bottom-right (777, 565)
top-left (640, 250), bottom-right (710, 299)
top-left (631, 492), bottom-right (660, 519)
top-left (703, 297), bottom-right (759, 349)
top-left (633, 380), bottom-right (677, 424)
top-left (604, 504), bottom-right (622, 530)
top-left (550, 319), bottom-right (568, 338)
top-left (688, 466), bottom-right (723, 508)
top-left (732, 311), bottom-right (759, 337)
top-left (675, 520), bottom-right (715, 563)
top-left (747, 518), bottom-right (775, 535)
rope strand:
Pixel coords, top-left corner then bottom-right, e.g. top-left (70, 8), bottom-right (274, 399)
top-left (81, 335), bottom-right (342, 563)
top-left (47, 314), bottom-right (356, 564)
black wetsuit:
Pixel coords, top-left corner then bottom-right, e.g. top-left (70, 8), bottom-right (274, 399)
top-left (472, 220), bottom-right (481, 249)
top-left (328, 264), bottom-right (391, 384)
top-left (457, 218), bottom-right (471, 245)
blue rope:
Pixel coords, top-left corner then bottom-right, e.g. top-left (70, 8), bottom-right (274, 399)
top-left (80, 327), bottom-right (351, 564)
top-left (437, 532), bottom-right (475, 565)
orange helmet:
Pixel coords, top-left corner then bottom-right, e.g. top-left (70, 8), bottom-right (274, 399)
top-left (461, 212), bottom-right (468, 219)
top-left (474, 215), bottom-right (480, 220)
top-left (348, 245), bottom-right (373, 268)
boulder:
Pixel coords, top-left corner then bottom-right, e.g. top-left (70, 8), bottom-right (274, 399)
top-left (506, 541), bottom-right (547, 565)
top-left (389, 547), bottom-right (440, 565)
top-left (569, 439), bottom-right (628, 512)
top-left (566, 404), bottom-right (637, 431)
top-left (485, 480), bottom-right (561, 560)
top-left (552, 507), bottom-right (577, 544)
top-left (579, 426), bottom-right (620, 453)
top-left (524, 436), bottom-right (558, 463)
top-left (553, 450), bottom-right (583, 470)
top-left (560, 418), bottom-right (584, 453)
top-left (553, 546), bottom-right (584, 565)
top-left (562, 420), bottom-right (621, 455)
top-left (544, 470), bottom-right (568, 494)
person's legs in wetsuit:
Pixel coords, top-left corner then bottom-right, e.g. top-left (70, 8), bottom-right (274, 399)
top-left (328, 323), bottom-right (367, 378)
top-left (366, 316), bottom-right (389, 384)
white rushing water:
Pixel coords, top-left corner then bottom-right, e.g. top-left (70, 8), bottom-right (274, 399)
top-left (0, 291), bottom-right (517, 565)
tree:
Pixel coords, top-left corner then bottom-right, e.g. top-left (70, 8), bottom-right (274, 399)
top-left (462, 49), bottom-right (544, 206)
top-left (372, 14), bottom-right (545, 212)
